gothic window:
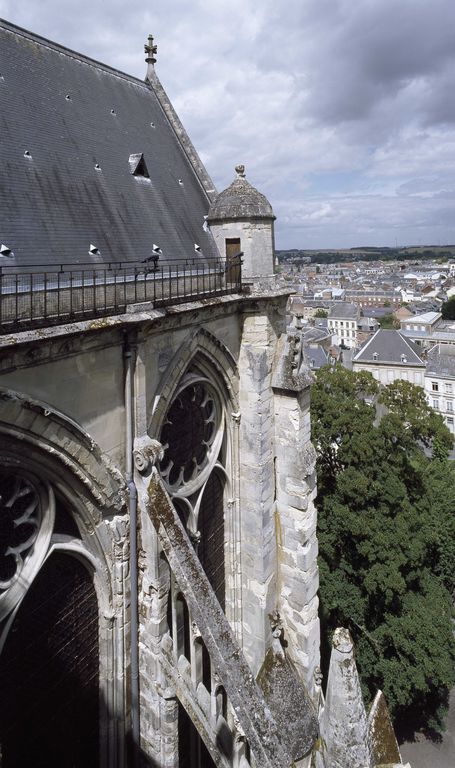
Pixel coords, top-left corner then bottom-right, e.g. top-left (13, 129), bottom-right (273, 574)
top-left (178, 701), bottom-right (216, 768)
top-left (197, 471), bottom-right (225, 610)
top-left (0, 469), bottom-right (103, 767)
top-left (159, 374), bottom-right (227, 610)
top-left (0, 552), bottom-right (99, 768)
top-left (160, 379), bottom-right (222, 493)
top-left (0, 471), bottom-right (54, 621)
top-left (0, 473), bottom-right (41, 591)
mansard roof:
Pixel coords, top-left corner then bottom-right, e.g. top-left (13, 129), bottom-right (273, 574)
top-left (0, 19), bottom-right (219, 268)
top-left (328, 302), bottom-right (359, 320)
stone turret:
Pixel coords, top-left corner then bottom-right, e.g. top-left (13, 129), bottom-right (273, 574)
top-left (207, 165), bottom-right (276, 279)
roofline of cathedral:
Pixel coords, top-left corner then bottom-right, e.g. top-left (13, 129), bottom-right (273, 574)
top-left (0, 17), bottom-right (150, 88)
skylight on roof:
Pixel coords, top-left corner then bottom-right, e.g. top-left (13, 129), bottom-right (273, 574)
top-left (129, 153), bottom-right (150, 179)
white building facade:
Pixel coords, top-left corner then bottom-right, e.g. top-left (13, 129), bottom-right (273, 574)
top-left (425, 345), bottom-right (455, 435)
top-left (327, 303), bottom-right (360, 349)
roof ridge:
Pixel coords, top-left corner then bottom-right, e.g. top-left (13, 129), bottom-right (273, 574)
top-left (352, 328), bottom-right (380, 360)
top-left (0, 17), bottom-right (149, 88)
top-left (145, 67), bottom-right (217, 202)
top-left (399, 332), bottom-right (424, 359)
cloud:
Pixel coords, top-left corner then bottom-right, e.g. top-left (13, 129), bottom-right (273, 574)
top-left (1, 0), bottom-right (455, 247)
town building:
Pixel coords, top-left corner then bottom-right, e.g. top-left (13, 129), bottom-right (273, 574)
top-left (425, 345), bottom-right (455, 435)
top-left (352, 330), bottom-right (425, 386)
top-left (327, 302), bottom-right (360, 349)
top-left (400, 312), bottom-right (455, 348)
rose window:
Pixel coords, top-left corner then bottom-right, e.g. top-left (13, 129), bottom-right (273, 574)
top-left (0, 473), bottom-right (41, 593)
top-left (159, 380), bottom-right (221, 492)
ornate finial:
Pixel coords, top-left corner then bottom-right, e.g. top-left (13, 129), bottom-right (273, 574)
top-left (145, 34), bottom-right (157, 77)
top-left (235, 164), bottom-right (245, 178)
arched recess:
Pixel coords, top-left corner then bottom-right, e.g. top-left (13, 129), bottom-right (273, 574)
top-left (197, 469), bottom-right (226, 610)
top-left (0, 551), bottom-right (99, 767)
top-left (0, 389), bottom-right (129, 767)
top-left (150, 329), bottom-right (242, 632)
top-left (148, 327), bottom-right (239, 436)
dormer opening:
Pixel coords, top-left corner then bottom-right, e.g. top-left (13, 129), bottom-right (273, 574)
top-left (129, 153), bottom-right (150, 179)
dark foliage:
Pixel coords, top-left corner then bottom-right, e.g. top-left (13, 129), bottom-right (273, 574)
top-left (311, 366), bottom-right (455, 733)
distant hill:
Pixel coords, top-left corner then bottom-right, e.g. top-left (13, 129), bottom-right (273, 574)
top-left (276, 245), bottom-right (455, 265)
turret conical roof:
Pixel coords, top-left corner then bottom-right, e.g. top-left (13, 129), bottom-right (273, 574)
top-left (207, 165), bottom-right (275, 223)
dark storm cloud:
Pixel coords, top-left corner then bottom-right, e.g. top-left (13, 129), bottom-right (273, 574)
top-left (294, 0), bottom-right (455, 126)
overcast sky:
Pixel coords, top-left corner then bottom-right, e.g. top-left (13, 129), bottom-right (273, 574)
top-left (2, 0), bottom-right (455, 249)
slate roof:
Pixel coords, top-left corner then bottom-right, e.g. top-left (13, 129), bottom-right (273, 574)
top-left (0, 19), bottom-right (219, 268)
top-left (353, 329), bottom-right (425, 366)
top-left (207, 173), bottom-right (275, 223)
top-left (426, 344), bottom-right (455, 378)
top-left (301, 326), bottom-right (330, 343)
top-left (305, 345), bottom-right (329, 370)
top-left (405, 311), bottom-right (440, 324)
top-left (328, 302), bottom-right (359, 320)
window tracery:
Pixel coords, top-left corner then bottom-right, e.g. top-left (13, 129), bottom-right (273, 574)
top-left (0, 471), bottom-right (55, 621)
top-left (159, 375), bottom-right (223, 497)
top-left (0, 473), bottom-right (41, 591)
top-left (159, 372), bottom-right (228, 609)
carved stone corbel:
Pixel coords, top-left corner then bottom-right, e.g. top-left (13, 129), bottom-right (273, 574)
top-left (133, 437), bottom-right (165, 476)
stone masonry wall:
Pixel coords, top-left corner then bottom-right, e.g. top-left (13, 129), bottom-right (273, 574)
top-left (274, 386), bottom-right (320, 694)
top-left (237, 308), bottom-right (280, 673)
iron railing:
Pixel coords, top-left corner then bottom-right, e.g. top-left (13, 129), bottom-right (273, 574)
top-left (0, 255), bottom-right (243, 334)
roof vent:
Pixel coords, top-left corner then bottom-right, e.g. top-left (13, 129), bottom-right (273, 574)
top-left (89, 244), bottom-right (100, 256)
top-left (0, 244), bottom-right (13, 258)
top-left (152, 244), bottom-right (162, 255)
top-left (65, 94), bottom-right (71, 101)
top-left (194, 243), bottom-right (201, 253)
top-left (178, 178), bottom-right (184, 185)
top-left (24, 150), bottom-right (32, 159)
top-left (401, 354), bottom-right (407, 363)
top-left (373, 352), bottom-right (379, 361)
top-left (111, 108), bottom-right (116, 115)
top-left (94, 163), bottom-right (101, 171)
top-left (150, 122), bottom-right (156, 128)
top-left (129, 153), bottom-right (150, 178)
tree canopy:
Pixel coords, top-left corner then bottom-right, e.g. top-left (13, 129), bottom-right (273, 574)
top-left (441, 295), bottom-right (455, 320)
top-left (311, 366), bottom-right (455, 732)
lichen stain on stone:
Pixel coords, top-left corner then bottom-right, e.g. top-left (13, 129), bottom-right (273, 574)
top-left (88, 317), bottom-right (120, 329)
top-left (368, 690), bottom-right (401, 766)
top-left (257, 647), bottom-right (319, 761)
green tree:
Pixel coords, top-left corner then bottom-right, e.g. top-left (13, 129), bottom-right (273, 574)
top-left (378, 313), bottom-right (398, 329)
top-left (441, 295), bottom-right (455, 320)
top-left (311, 366), bottom-right (455, 732)
top-left (314, 308), bottom-right (328, 318)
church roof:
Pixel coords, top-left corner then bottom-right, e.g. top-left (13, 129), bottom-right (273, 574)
top-left (0, 19), bottom-right (219, 268)
top-left (207, 166), bottom-right (275, 223)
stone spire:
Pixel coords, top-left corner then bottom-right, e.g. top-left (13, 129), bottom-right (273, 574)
top-left (144, 34), bottom-right (157, 79)
top-left (320, 628), bottom-right (372, 768)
